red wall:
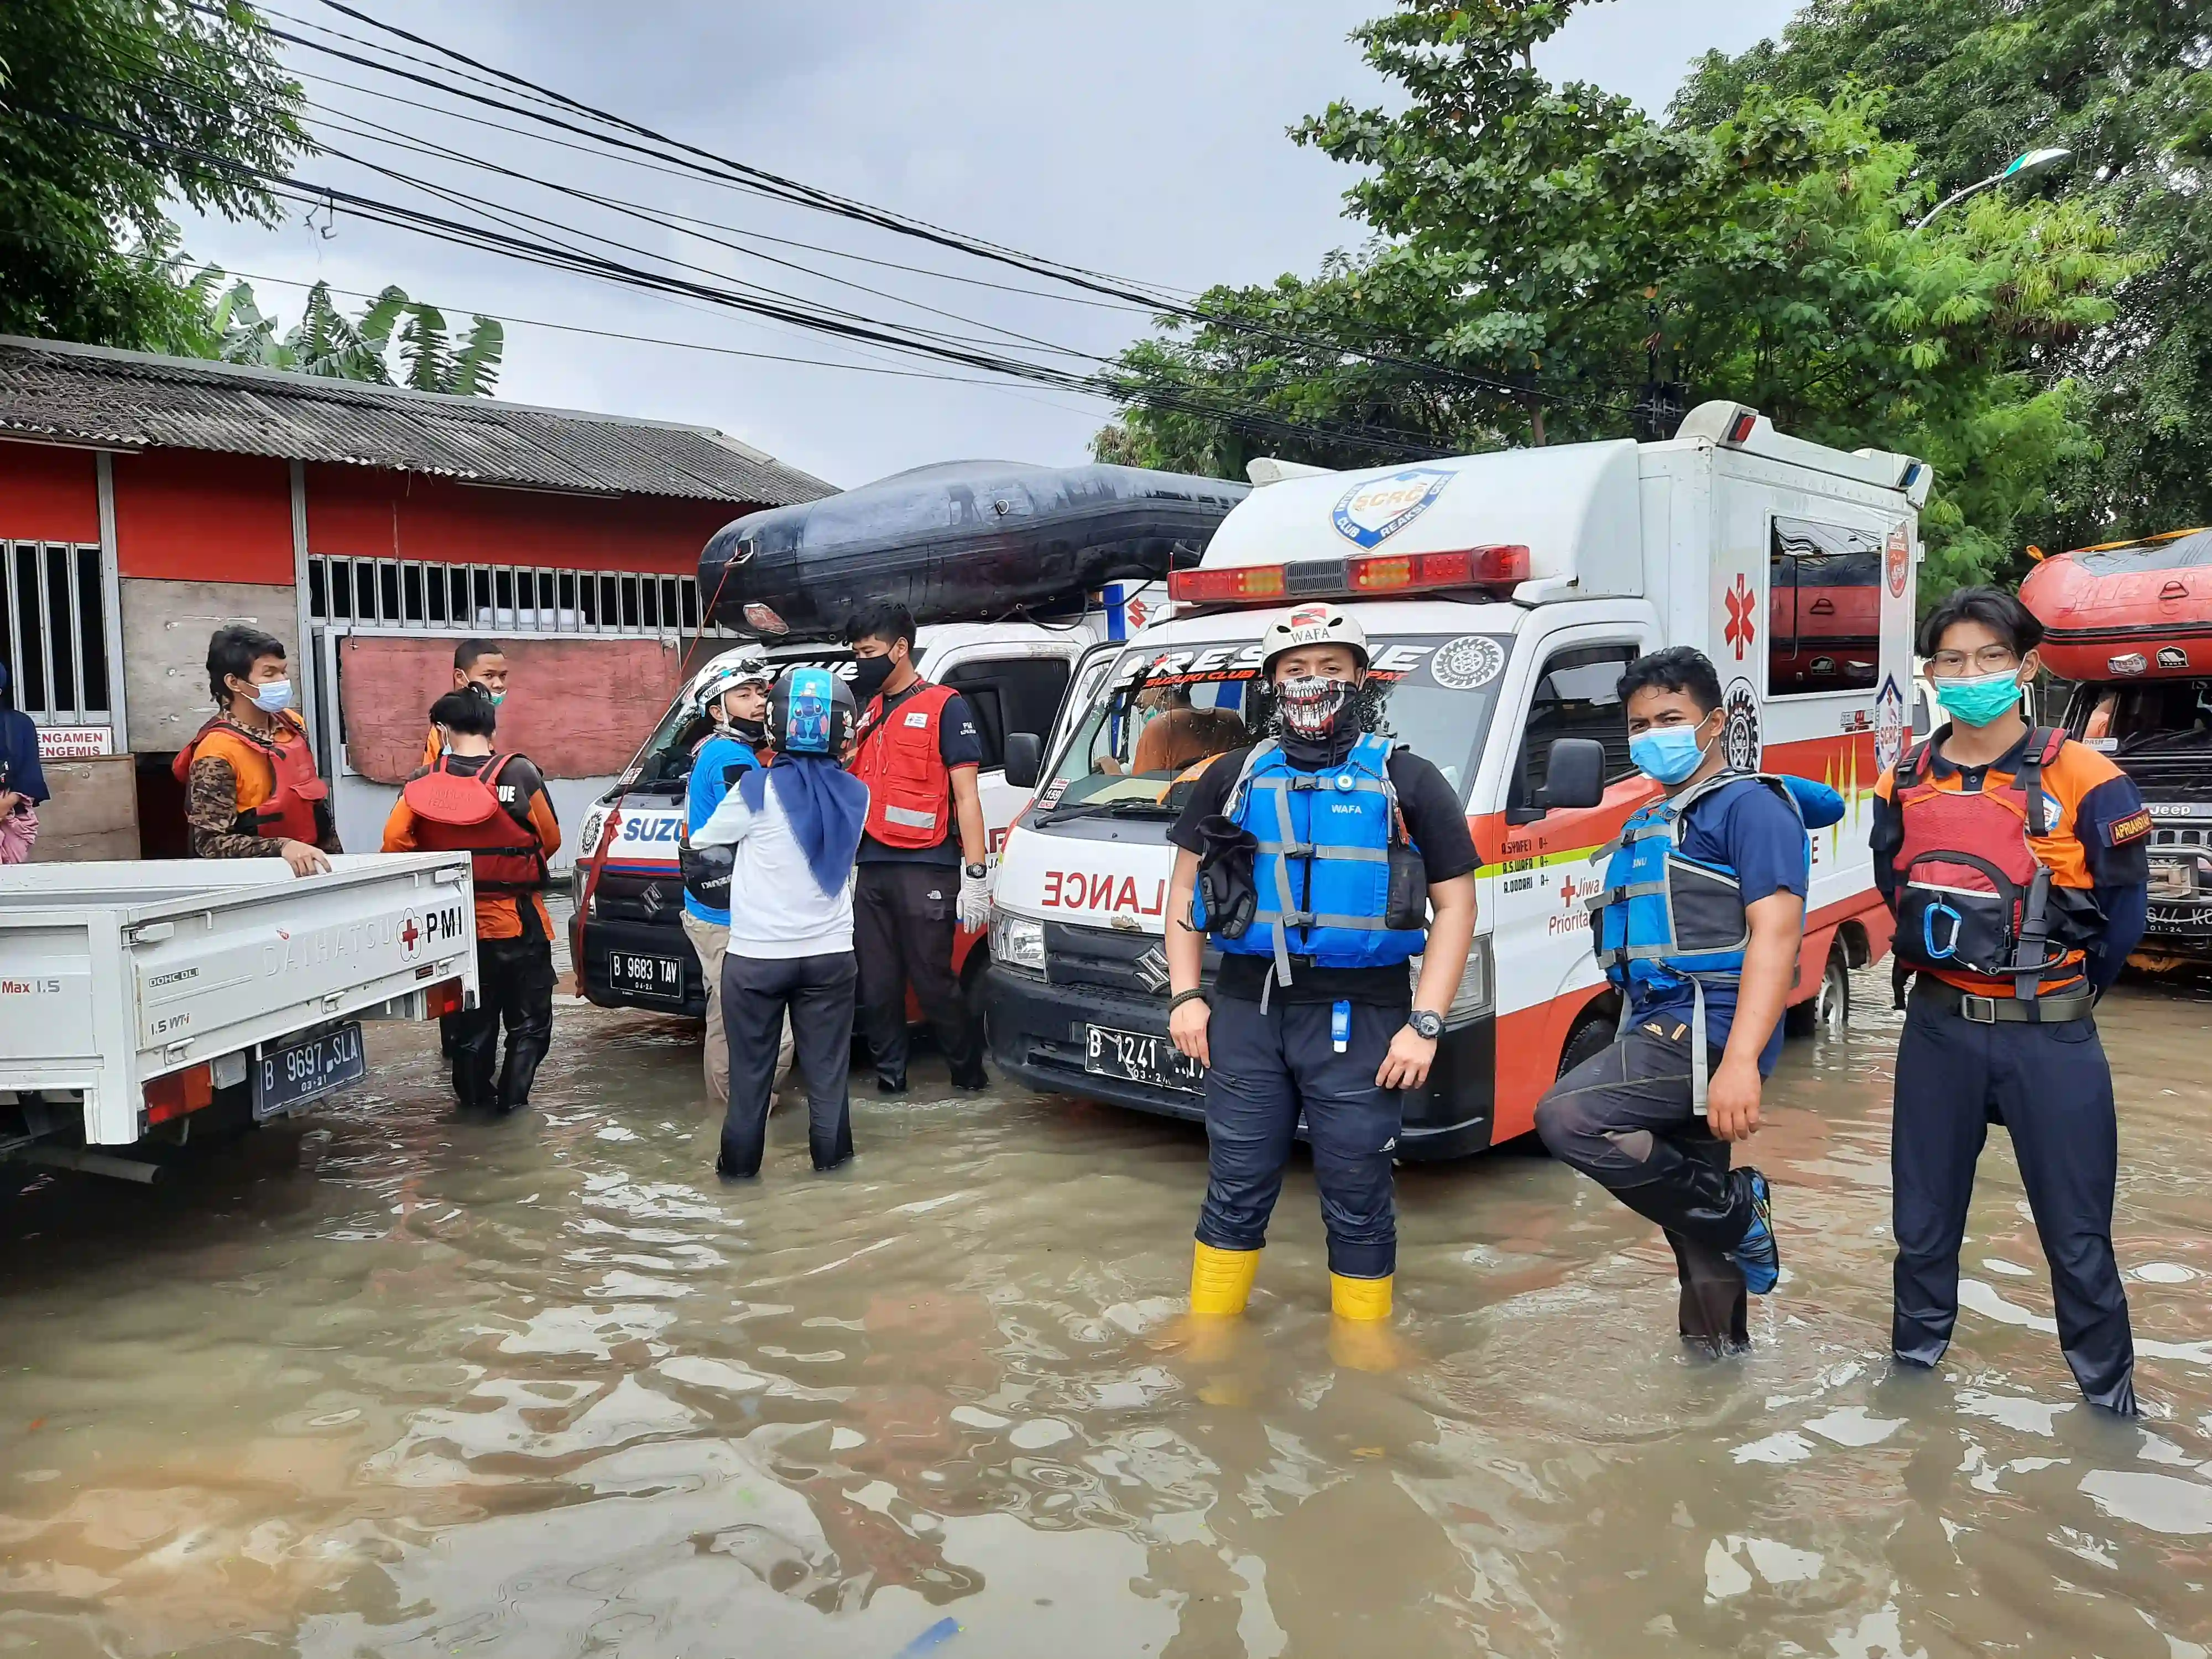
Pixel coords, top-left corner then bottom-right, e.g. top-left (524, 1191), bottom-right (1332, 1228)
top-left (306, 466), bottom-right (735, 574)
top-left (111, 450), bottom-right (295, 583)
top-left (0, 440), bottom-right (100, 542)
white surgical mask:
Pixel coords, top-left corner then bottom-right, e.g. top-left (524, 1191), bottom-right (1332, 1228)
top-left (249, 678), bottom-right (294, 715)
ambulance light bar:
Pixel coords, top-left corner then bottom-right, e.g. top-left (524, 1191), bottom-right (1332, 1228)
top-left (1170, 545), bottom-right (1530, 607)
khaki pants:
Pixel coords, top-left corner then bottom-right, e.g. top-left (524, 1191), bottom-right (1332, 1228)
top-left (681, 911), bottom-right (792, 1104)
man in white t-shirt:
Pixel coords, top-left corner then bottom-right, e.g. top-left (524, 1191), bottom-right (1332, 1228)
top-left (691, 667), bottom-right (869, 1178)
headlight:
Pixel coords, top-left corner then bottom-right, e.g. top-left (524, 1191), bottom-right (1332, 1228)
top-left (990, 909), bottom-right (1046, 975)
top-left (1411, 935), bottom-right (1493, 1025)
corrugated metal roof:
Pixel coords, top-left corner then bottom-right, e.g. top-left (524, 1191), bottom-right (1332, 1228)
top-left (0, 335), bottom-right (834, 507)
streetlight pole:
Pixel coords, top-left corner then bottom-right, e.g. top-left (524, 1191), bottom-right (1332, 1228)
top-left (1913, 147), bottom-right (2073, 231)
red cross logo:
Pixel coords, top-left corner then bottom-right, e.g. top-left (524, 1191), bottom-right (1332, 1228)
top-left (1558, 875), bottom-right (1581, 905)
top-left (1723, 573), bottom-right (1757, 661)
top-left (400, 917), bottom-right (420, 952)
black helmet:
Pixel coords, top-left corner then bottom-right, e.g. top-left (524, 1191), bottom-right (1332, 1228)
top-left (768, 665), bottom-right (856, 757)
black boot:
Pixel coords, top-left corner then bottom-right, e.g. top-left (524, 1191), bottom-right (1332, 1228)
top-left (874, 1070), bottom-right (909, 1096)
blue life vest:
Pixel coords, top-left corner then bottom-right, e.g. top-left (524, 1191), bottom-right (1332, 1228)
top-left (1587, 770), bottom-right (1832, 1099)
top-left (681, 734), bottom-right (765, 921)
top-left (1206, 734), bottom-right (1426, 985)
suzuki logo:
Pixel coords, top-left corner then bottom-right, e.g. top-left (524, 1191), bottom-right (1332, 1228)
top-left (640, 883), bottom-right (666, 917)
top-left (1133, 946), bottom-right (1172, 995)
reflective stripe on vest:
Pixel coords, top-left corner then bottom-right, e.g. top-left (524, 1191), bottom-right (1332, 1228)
top-left (402, 754), bottom-right (546, 893)
top-left (851, 681), bottom-right (957, 848)
top-left (1212, 733), bottom-right (1425, 984)
top-left (1888, 727), bottom-right (2080, 999)
top-left (173, 714), bottom-right (326, 845)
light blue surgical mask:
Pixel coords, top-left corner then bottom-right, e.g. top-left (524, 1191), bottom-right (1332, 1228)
top-left (487, 689), bottom-right (505, 706)
top-left (1628, 720), bottom-right (1712, 786)
top-left (249, 678), bottom-right (293, 715)
top-left (1932, 668), bottom-right (2024, 728)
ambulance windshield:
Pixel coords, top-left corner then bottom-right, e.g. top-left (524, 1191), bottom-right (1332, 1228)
top-left (1038, 633), bottom-right (1510, 818)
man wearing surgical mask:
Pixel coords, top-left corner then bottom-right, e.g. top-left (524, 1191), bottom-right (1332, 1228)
top-left (175, 625), bottom-right (341, 875)
top-left (422, 639), bottom-right (510, 768)
top-left (1870, 586), bottom-right (2148, 1414)
top-left (1535, 646), bottom-right (1814, 1349)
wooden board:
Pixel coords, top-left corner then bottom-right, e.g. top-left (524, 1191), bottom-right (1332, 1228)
top-left (119, 579), bottom-right (303, 755)
top-left (25, 754), bottom-right (139, 862)
top-left (339, 634), bottom-right (688, 785)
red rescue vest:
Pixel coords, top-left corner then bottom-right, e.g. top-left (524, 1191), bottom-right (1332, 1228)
top-left (402, 754), bottom-right (547, 893)
top-left (1889, 727), bottom-right (2086, 997)
top-left (850, 681), bottom-right (957, 849)
top-left (172, 714), bottom-right (327, 845)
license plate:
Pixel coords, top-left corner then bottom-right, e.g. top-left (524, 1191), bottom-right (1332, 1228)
top-left (611, 951), bottom-right (684, 998)
top-left (1086, 1024), bottom-right (1204, 1094)
top-left (256, 1022), bottom-right (366, 1120)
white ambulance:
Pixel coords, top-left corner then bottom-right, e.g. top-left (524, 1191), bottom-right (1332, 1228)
top-left (984, 404), bottom-right (1927, 1157)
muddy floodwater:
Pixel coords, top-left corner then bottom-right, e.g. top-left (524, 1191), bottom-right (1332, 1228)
top-left (3, 968), bottom-right (2209, 1658)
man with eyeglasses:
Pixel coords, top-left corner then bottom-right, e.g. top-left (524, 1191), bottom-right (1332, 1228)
top-left (1870, 586), bottom-right (2150, 1414)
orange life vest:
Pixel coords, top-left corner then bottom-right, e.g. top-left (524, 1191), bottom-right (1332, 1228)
top-left (173, 714), bottom-right (327, 844)
top-left (401, 754), bottom-right (547, 893)
top-left (850, 681), bottom-right (957, 849)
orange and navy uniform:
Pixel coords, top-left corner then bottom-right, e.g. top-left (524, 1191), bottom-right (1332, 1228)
top-left (1870, 729), bottom-right (2151, 995)
top-left (384, 752), bottom-right (562, 940)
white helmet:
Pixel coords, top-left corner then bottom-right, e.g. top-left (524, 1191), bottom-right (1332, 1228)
top-left (1259, 603), bottom-right (1369, 677)
top-left (696, 647), bottom-right (774, 716)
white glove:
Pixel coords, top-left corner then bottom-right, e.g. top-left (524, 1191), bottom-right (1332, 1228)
top-left (957, 862), bottom-right (993, 931)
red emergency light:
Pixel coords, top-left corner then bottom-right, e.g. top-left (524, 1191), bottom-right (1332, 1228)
top-left (1170, 545), bottom-right (1530, 608)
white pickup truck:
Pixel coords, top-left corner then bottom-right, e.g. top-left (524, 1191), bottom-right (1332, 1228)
top-left (1, 855), bottom-right (479, 1180)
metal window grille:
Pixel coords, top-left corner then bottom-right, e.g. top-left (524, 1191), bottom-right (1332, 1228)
top-left (1, 541), bottom-right (111, 723)
top-left (304, 554), bottom-right (733, 639)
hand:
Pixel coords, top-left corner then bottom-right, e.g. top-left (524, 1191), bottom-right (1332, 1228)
top-left (0, 790), bottom-right (22, 816)
top-left (1376, 1024), bottom-right (1438, 1091)
top-left (280, 838), bottom-right (332, 878)
top-left (1168, 997), bottom-right (1211, 1068)
top-left (956, 863), bottom-right (992, 931)
top-left (1705, 1055), bottom-right (1764, 1142)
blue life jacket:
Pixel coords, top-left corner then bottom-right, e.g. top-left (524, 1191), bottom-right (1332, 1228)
top-left (1587, 771), bottom-right (1833, 1099)
top-left (681, 734), bottom-right (765, 921)
top-left (1204, 734), bottom-right (1426, 987)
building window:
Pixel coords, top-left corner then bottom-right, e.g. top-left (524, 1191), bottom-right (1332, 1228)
top-left (1769, 518), bottom-right (1881, 696)
top-left (305, 554), bottom-right (730, 639)
top-left (1, 541), bottom-right (111, 723)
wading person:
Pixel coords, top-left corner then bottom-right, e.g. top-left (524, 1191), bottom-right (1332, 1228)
top-left (1534, 647), bottom-right (1828, 1348)
top-left (421, 639), bottom-right (510, 768)
top-left (0, 662), bottom-right (50, 864)
top-left (1163, 605), bottom-right (1478, 1367)
top-left (175, 625), bottom-right (340, 874)
top-left (844, 599), bottom-right (991, 1094)
top-left (694, 667), bottom-right (869, 1179)
top-left (679, 649), bottom-right (787, 1105)
top-left (1873, 587), bottom-right (2148, 1415)
top-left (383, 691), bottom-right (562, 1113)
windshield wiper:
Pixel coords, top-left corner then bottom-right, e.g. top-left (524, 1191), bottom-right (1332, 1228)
top-left (1041, 796), bottom-right (1177, 824)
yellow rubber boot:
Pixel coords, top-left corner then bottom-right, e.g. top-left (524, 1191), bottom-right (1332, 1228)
top-left (1190, 1242), bottom-right (1260, 1318)
top-left (1328, 1272), bottom-right (1411, 1373)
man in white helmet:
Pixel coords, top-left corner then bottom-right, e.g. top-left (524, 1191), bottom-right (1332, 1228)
top-left (679, 648), bottom-right (785, 1104)
top-left (1162, 604), bottom-right (1479, 1368)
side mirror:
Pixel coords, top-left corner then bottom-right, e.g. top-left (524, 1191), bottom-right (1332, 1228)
top-left (1003, 731), bottom-right (1042, 790)
top-left (1541, 738), bottom-right (1606, 811)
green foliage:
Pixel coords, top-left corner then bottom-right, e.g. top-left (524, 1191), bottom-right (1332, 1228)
top-left (1674, 0), bottom-right (2212, 556)
top-left (0, 0), bottom-right (307, 348)
top-left (1107, 1), bottom-right (2131, 593)
top-left (182, 272), bottom-right (505, 396)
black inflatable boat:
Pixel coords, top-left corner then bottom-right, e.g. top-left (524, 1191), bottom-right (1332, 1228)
top-left (698, 460), bottom-right (1249, 639)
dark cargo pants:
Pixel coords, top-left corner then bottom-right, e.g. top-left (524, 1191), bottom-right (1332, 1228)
top-left (1892, 988), bottom-right (2135, 1414)
top-left (854, 861), bottom-right (985, 1086)
top-left (442, 933), bottom-right (556, 1112)
top-left (720, 950), bottom-right (858, 1177)
top-left (1196, 994), bottom-right (1405, 1281)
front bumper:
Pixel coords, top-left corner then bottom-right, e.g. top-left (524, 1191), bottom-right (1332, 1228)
top-left (576, 914), bottom-right (707, 1018)
top-left (984, 964), bottom-right (1498, 1161)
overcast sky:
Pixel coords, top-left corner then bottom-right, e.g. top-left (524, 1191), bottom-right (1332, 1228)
top-left (181, 0), bottom-right (1804, 488)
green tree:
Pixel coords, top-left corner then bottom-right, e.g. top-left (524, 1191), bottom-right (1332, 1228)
top-left (1673, 0), bottom-right (2212, 550)
top-left (0, 0), bottom-right (307, 350)
top-left (1105, 1), bottom-right (2132, 593)
top-left (186, 273), bottom-right (504, 395)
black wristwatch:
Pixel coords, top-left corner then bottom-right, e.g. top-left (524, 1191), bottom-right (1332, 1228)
top-left (1406, 1009), bottom-right (1444, 1041)
top-left (964, 862), bottom-right (987, 879)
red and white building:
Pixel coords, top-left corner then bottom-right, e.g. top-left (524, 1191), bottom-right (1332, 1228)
top-left (0, 335), bottom-right (830, 862)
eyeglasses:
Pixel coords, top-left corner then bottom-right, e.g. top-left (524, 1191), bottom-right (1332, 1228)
top-left (1928, 646), bottom-right (2021, 675)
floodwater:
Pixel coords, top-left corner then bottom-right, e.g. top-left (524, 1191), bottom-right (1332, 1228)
top-left (3, 969), bottom-right (2209, 1658)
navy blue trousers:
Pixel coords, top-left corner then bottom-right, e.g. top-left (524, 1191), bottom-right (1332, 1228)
top-left (1196, 994), bottom-right (1405, 1280)
top-left (1892, 989), bottom-right (2135, 1414)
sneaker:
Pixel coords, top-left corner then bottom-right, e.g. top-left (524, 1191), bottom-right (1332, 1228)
top-left (1730, 1169), bottom-right (1780, 1295)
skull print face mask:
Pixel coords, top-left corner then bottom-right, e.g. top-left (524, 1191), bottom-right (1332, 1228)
top-left (1274, 674), bottom-right (1354, 740)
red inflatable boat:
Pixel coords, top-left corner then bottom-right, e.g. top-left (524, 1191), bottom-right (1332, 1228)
top-left (2021, 528), bottom-right (2212, 680)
